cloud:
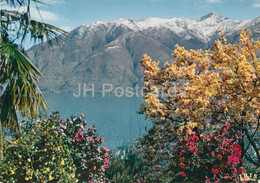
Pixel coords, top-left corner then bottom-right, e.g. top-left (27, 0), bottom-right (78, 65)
top-left (30, 8), bottom-right (59, 21)
top-left (59, 26), bottom-right (72, 32)
top-left (206, 0), bottom-right (222, 3)
top-left (0, 3), bottom-right (59, 22)
top-left (253, 3), bottom-right (260, 7)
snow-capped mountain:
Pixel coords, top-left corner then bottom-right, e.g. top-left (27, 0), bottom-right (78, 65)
top-left (27, 12), bottom-right (259, 93)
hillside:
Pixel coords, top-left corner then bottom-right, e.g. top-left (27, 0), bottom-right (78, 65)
top-left (27, 12), bottom-right (259, 93)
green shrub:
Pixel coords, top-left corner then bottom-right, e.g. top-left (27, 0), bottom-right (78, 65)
top-left (0, 112), bottom-right (110, 183)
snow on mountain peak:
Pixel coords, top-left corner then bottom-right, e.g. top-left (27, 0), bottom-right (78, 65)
top-left (73, 13), bottom-right (251, 43)
top-left (113, 18), bottom-right (139, 30)
top-left (198, 12), bottom-right (227, 22)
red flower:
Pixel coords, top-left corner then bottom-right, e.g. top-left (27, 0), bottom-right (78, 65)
top-left (205, 179), bottom-right (210, 183)
top-left (226, 122), bottom-right (230, 129)
top-left (180, 163), bottom-right (185, 169)
top-left (180, 172), bottom-right (186, 178)
top-left (222, 130), bottom-right (226, 136)
top-left (211, 151), bottom-right (215, 156)
top-left (217, 154), bottom-right (222, 160)
top-left (212, 169), bottom-right (219, 174)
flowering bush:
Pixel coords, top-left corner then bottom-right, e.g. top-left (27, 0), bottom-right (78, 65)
top-left (168, 122), bottom-right (245, 182)
top-left (0, 112), bottom-right (110, 183)
top-left (60, 113), bottom-right (110, 182)
top-left (0, 113), bottom-right (77, 182)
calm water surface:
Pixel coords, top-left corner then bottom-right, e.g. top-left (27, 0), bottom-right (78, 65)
top-left (44, 93), bottom-right (151, 149)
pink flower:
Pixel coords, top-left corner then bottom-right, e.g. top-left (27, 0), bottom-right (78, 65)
top-left (228, 156), bottom-right (232, 164)
top-left (226, 122), bottom-right (230, 129)
top-left (80, 132), bottom-right (83, 136)
top-left (101, 136), bottom-right (104, 142)
top-left (69, 121), bottom-right (73, 124)
top-left (180, 172), bottom-right (186, 178)
top-left (97, 147), bottom-right (101, 153)
top-left (232, 157), bottom-right (239, 165)
top-left (211, 151), bottom-right (215, 156)
top-left (75, 134), bottom-right (79, 138)
top-left (61, 120), bottom-right (65, 124)
top-left (205, 179), bottom-right (210, 183)
top-left (93, 124), bottom-right (96, 127)
top-left (104, 158), bottom-right (109, 164)
top-left (101, 166), bottom-right (105, 171)
top-left (103, 165), bottom-right (109, 169)
top-left (89, 137), bottom-right (93, 141)
top-left (83, 159), bottom-right (87, 163)
top-left (93, 166), bottom-right (96, 170)
top-left (232, 157), bottom-right (239, 162)
top-left (102, 147), bottom-right (109, 152)
top-left (104, 152), bottom-right (109, 157)
top-left (222, 130), bottom-right (226, 136)
top-left (81, 113), bottom-right (84, 117)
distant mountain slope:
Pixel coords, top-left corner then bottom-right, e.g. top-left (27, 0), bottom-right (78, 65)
top-left (27, 12), bottom-right (259, 93)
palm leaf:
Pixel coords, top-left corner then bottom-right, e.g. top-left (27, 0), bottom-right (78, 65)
top-left (0, 40), bottom-right (47, 130)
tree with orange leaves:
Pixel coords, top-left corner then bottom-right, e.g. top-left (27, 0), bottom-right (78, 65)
top-left (140, 29), bottom-right (259, 171)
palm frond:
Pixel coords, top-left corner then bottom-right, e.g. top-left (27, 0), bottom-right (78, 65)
top-left (0, 9), bottom-right (68, 45)
top-left (0, 41), bottom-right (47, 131)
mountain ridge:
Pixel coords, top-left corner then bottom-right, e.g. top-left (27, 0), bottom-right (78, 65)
top-left (27, 13), bottom-right (260, 93)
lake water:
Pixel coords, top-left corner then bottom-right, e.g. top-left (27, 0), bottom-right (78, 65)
top-left (44, 93), bottom-right (151, 149)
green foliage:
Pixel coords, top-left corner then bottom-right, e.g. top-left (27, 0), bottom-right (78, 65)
top-left (0, 112), bottom-right (77, 182)
top-left (0, 112), bottom-right (110, 182)
top-left (105, 146), bottom-right (145, 182)
top-left (60, 113), bottom-right (110, 182)
top-left (167, 122), bottom-right (244, 182)
top-left (0, 0), bottom-right (67, 130)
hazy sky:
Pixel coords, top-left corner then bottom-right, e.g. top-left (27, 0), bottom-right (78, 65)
top-left (1, 0), bottom-right (259, 32)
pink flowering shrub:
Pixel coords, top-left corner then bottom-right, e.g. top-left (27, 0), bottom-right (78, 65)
top-left (168, 122), bottom-right (245, 182)
top-left (59, 113), bottom-right (110, 182)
